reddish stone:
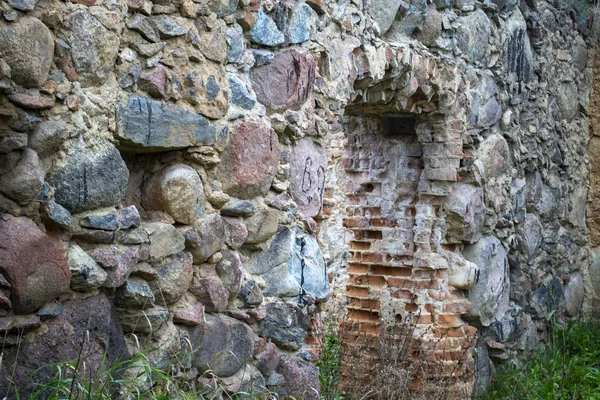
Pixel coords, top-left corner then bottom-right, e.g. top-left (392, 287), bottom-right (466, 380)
top-left (237, 11), bottom-right (256, 30)
top-left (71, 0), bottom-right (96, 5)
top-left (277, 355), bottom-right (320, 400)
top-left (305, 0), bottom-right (326, 14)
top-left (0, 294), bottom-right (126, 399)
top-left (216, 121), bottom-right (280, 199)
top-left (173, 302), bottom-right (205, 326)
top-left (251, 49), bottom-right (316, 111)
top-left (257, 341), bottom-right (279, 376)
top-left (0, 215), bottom-right (70, 314)
top-left (139, 64), bottom-right (169, 99)
top-left (7, 93), bottom-right (55, 109)
top-left (223, 217), bottom-right (249, 249)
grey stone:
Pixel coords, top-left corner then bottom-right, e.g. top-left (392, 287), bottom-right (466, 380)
top-left (208, 0), bottom-right (239, 16)
top-left (142, 164), bottom-right (205, 225)
top-left (444, 183), bottom-right (485, 244)
top-left (117, 205), bottom-right (141, 229)
top-left (0, 131), bottom-right (27, 154)
top-left (221, 364), bottom-right (268, 397)
top-left (591, 249), bottom-right (600, 299)
top-left (29, 121), bottom-right (67, 158)
top-left (0, 17), bottom-right (54, 88)
top-left (45, 202), bottom-right (73, 227)
top-left (250, 10), bottom-right (285, 46)
top-left (0, 149), bottom-right (44, 206)
top-left (149, 251), bottom-right (193, 305)
top-left (244, 208), bottom-right (279, 244)
top-left (215, 250), bottom-right (243, 300)
top-left (132, 42), bottom-right (165, 57)
top-left (385, 6), bottom-right (424, 39)
top-left (127, 13), bottom-right (160, 43)
top-left (469, 74), bottom-right (501, 128)
top-left (66, 242), bottom-right (107, 291)
top-left (63, 10), bottom-right (120, 87)
top-left (288, 3), bottom-right (316, 44)
top-left (195, 21), bottom-right (228, 63)
top-left (463, 236), bottom-right (510, 326)
top-left (248, 227), bottom-right (329, 301)
top-left (564, 272), bottom-right (584, 317)
top-left (506, 8), bottom-right (533, 83)
top-left (516, 213), bottom-right (543, 261)
top-left (414, 6), bottom-right (442, 46)
top-left (37, 302), bottom-right (64, 320)
top-left (259, 301), bottom-right (309, 350)
top-left (226, 25), bottom-right (244, 63)
top-left (253, 50), bottom-right (275, 66)
top-left (117, 306), bottom-right (168, 333)
top-left (370, 0), bottom-right (402, 34)
top-left (80, 212), bottom-right (119, 231)
top-left (184, 214), bottom-right (225, 263)
top-left (151, 15), bottom-right (188, 38)
top-left (239, 280), bottom-right (263, 307)
top-left (49, 144), bottom-right (129, 213)
top-left (188, 314), bottom-right (254, 377)
top-left (115, 277), bottom-right (155, 308)
top-left (221, 201), bottom-right (256, 217)
top-left (530, 275), bottom-right (563, 319)
top-left (143, 222), bottom-right (186, 262)
top-left (116, 95), bottom-right (217, 152)
top-left (290, 138), bottom-right (327, 218)
top-left (455, 9), bottom-right (491, 63)
top-left (8, 0), bottom-right (37, 11)
top-left (115, 228), bottom-right (150, 244)
top-left (228, 74), bottom-right (256, 110)
top-left (557, 81), bottom-right (578, 121)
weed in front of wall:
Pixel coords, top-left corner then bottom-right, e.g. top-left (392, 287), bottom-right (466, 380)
top-left (313, 313), bottom-right (477, 400)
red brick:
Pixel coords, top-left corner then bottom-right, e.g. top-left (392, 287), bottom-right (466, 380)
top-left (361, 253), bottom-right (383, 263)
top-left (369, 265), bottom-right (412, 277)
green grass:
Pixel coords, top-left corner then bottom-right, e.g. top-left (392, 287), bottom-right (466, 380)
top-left (316, 331), bottom-right (343, 400)
top-left (482, 320), bottom-right (600, 399)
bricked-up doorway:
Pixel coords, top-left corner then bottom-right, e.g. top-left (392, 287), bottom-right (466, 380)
top-left (337, 111), bottom-right (477, 396)
top-left (343, 115), bottom-right (423, 335)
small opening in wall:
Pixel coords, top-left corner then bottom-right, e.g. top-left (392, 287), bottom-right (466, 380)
top-left (381, 116), bottom-right (417, 138)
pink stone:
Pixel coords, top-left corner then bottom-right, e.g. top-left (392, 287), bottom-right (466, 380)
top-left (251, 49), bottom-right (316, 111)
top-left (139, 64), bottom-right (169, 99)
top-left (216, 121), bottom-right (280, 199)
top-left (0, 215), bottom-right (70, 314)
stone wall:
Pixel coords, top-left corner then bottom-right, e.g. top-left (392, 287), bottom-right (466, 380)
top-left (0, 0), bottom-right (593, 395)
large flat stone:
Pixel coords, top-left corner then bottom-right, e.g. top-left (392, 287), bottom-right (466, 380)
top-left (115, 95), bottom-right (217, 152)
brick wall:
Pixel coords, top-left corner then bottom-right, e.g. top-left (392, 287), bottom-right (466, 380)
top-left (329, 114), bottom-right (477, 395)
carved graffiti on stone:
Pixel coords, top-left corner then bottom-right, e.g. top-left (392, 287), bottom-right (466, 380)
top-left (290, 138), bottom-right (327, 218)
